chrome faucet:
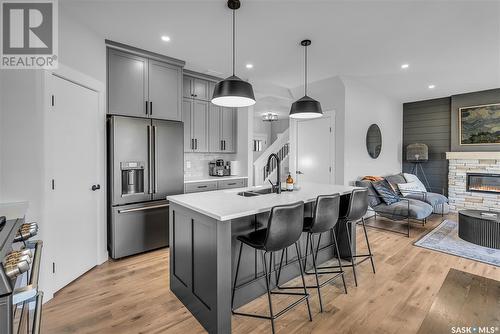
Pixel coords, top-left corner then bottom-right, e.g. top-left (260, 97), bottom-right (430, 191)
top-left (266, 153), bottom-right (281, 194)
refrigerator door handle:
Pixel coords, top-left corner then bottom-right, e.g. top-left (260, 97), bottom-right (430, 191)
top-left (117, 203), bottom-right (169, 214)
top-left (153, 125), bottom-right (158, 194)
top-left (147, 125), bottom-right (152, 194)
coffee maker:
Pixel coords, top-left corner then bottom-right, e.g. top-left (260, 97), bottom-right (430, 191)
top-left (209, 159), bottom-right (231, 177)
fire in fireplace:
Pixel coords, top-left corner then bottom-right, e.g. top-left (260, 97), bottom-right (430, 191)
top-left (466, 173), bottom-right (500, 194)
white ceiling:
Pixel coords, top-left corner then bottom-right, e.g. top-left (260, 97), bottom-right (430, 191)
top-left (63, 0), bottom-right (500, 103)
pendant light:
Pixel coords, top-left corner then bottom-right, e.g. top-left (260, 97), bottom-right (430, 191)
top-left (212, 0), bottom-right (256, 108)
top-left (289, 40), bottom-right (323, 119)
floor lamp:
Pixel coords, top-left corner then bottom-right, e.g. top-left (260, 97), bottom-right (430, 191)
top-left (406, 143), bottom-right (431, 190)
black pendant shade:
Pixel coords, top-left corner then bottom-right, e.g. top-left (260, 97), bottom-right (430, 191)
top-left (289, 95), bottom-right (323, 119)
top-left (211, 0), bottom-right (256, 108)
top-left (289, 39), bottom-right (323, 119)
top-left (212, 75), bottom-right (256, 108)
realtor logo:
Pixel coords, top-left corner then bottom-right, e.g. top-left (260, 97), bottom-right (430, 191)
top-left (1, 0), bottom-right (58, 69)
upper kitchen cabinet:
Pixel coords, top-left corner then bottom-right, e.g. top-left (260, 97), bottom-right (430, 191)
top-left (221, 107), bottom-right (236, 152)
top-left (208, 105), bottom-right (236, 153)
top-left (108, 49), bottom-right (148, 117)
top-left (183, 75), bottom-right (210, 101)
top-left (107, 41), bottom-right (185, 121)
top-left (183, 98), bottom-right (209, 153)
top-left (148, 60), bottom-right (182, 121)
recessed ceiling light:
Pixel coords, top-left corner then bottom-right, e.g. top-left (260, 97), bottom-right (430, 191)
top-left (428, 84), bottom-right (436, 89)
top-left (401, 64), bottom-right (409, 69)
top-left (246, 63), bottom-right (253, 69)
top-left (161, 35), bottom-right (171, 42)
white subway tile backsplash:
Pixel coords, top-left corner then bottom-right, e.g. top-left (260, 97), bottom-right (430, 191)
top-left (184, 153), bottom-right (237, 178)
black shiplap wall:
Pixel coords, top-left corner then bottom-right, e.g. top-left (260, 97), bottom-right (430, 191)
top-left (403, 97), bottom-right (451, 196)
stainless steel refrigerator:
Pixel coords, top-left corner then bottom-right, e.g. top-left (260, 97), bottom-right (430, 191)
top-left (107, 115), bottom-right (183, 259)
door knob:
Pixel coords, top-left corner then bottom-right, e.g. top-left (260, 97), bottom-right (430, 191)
top-left (91, 184), bottom-right (101, 191)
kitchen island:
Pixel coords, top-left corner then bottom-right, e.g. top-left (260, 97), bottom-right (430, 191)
top-left (167, 182), bottom-right (358, 333)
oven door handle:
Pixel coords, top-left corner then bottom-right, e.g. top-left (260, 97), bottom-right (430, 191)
top-left (117, 203), bottom-right (169, 214)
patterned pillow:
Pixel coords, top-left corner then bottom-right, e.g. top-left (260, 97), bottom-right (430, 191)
top-left (372, 180), bottom-right (401, 205)
top-left (403, 173), bottom-right (427, 192)
top-left (398, 181), bottom-right (424, 197)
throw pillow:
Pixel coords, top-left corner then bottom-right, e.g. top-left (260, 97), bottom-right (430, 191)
top-left (403, 173), bottom-right (427, 192)
top-left (372, 180), bottom-right (400, 205)
top-left (398, 181), bottom-right (424, 197)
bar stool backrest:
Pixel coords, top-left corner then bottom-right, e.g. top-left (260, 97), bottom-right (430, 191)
top-left (345, 188), bottom-right (369, 222)
top-left (264, 201), bottom-right (305, 252)
top-left (310, 194), bottom-right (340, 234)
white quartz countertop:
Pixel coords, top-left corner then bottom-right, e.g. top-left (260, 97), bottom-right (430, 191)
top-left (184, 175), bottom-right (248, 184)
top-left (168, 182), bottom-right (359, 221)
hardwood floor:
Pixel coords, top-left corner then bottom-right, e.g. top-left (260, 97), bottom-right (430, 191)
top-left (42, 214), bottom-right (500, 333)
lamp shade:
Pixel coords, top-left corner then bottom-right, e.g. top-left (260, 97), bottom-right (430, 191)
top-left (211, 75), bottom-right (256, 108)
top-left (289, 95), bottom-right (323, 119)
top-left (406, 143), bottom-right (429, 161)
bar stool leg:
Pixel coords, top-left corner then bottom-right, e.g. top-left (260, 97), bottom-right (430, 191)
top-left (295, 242), bottom-right (313, 321)
top-left (262, 251), bottom-right (276, 334)
top-left (275, 249), bottom-right (285, 286)
top-left (231, 242), bottom-right (243, 311)
top-left (361, 217), bottom-right (376, 274)
top-left (345, 221), bottom-right (358, 287)
top-left (331, 228), bottom-right (348, 294)
top-left (308, 233), bottom-right (324, 312)
top-left (303, 233), bottom-right (310, 271)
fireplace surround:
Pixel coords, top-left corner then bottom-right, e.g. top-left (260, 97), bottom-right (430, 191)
top-left (466, 173), bottom-right (500, 194)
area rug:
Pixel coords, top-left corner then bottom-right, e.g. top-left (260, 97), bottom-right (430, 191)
top-left (414, 220), bottom-right (500, 267)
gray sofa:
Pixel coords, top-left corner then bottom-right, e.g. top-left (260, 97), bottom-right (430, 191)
top-left (356, 173), bottom-right (449, 237)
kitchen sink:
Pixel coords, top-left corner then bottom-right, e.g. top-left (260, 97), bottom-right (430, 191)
top-left (237, 188), bottom-right (276, 197)
top-left (237, 191), bottom-right (260, 197)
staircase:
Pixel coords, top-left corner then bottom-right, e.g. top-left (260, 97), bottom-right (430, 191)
top-left (253, 129), bottom-right (290, 185)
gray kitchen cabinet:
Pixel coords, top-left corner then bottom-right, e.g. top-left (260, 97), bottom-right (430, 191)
top-left (184, 76), bottom-right (210, 101)
top-left (208, 104), bottom-right (222, 152)
top-left (208, 106), bottom-right (236, 153)
top-left (182, 98), bottom-right (193, 152)
top-left (108, 49), bottom-right (148, 117)
top-left (221, 107), bottom-right (236, 152)
top-left (183, 76), bottom-right (194, 98)
top-left (184, 181), bottom-right (218, 193)
top-left (192, 101), bottom-right (209, 152)
top-left (217, 178), bottom-right (247, 189)
top-left (108, 45), bottom-right (183, 121)
top-left (148, 60), bottom-right (182, 121)
top-left (183, 99), bottom-right (209, 152)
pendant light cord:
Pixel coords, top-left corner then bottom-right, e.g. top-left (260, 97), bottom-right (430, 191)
top-left (232, 9), bottom-right (235, 76)
top-left (304, 44), bottom-right (308, 96)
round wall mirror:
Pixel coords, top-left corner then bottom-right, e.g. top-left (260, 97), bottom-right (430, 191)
top-left (366, 124), bottom-right (382, 159)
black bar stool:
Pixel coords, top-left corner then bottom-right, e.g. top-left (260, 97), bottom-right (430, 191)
top-left (231, 201), bottom-right (312, 334)
top-left (336, 188), bottom-right (375, 286)
top-left (276, 194), bottom-right (347, 313)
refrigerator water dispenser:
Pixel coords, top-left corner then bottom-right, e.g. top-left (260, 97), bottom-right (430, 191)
top-left (121, 161), bottom-right (145, 196)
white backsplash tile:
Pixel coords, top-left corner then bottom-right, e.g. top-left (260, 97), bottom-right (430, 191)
top-left (184, 153), bottom-right (237, 178)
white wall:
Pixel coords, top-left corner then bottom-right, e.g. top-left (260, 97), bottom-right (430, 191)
top-left (270, 119), bottom-right (289, 143)
top-left (59, 5), bottom-right (106, 83)
top-left (342, 77), bottom-right (402, 185)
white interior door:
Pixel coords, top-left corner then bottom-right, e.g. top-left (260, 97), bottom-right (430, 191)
top-left (46, 74), bottom-right (100, 292)
top-left (296, 116), bottom-right (334, 183)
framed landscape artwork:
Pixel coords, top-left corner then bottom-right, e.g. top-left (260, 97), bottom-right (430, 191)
top-left (459, 103), bottom-right (500, 145)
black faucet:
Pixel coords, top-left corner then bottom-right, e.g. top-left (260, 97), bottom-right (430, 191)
top-left (266, 153), bottom-right (281, 194)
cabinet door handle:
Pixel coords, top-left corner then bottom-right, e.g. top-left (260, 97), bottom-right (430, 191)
top-left (150, 101), bottom-right (153, 115)
top-left (220, 140), bottom-right (223, 151)
top-left (223, 140), bottom-right (226, 151)
top-left (197, 185), bottom-right (207, 189)
top-left (145, 101), bottom-right (148, 115)
top-left (191, 138), bottom-right (194, 150)
top-left (195, 138), bottom-right (198, 150)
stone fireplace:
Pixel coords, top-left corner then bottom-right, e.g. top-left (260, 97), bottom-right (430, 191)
top-left (447, 152), bottom-right (500, 212)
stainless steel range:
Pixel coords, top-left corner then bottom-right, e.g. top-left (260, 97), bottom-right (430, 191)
top-left (0, 216), bottom-right (43, 334)
top-left (107, 115), bottom-right (184, 259)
